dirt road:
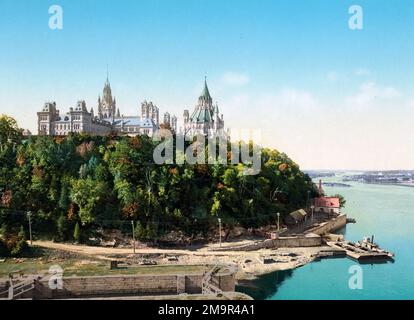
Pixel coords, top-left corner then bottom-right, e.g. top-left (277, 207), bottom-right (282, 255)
top-left (32, 240), bottom-right (325, 279)
top-left (33, 240), bottom-right (257, 257)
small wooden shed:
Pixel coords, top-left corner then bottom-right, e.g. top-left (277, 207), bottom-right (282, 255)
top-left (284, 209), bottom-right (308, 225)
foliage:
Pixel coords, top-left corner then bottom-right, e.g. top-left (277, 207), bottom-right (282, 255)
top-left (333, 194), bottom-right (347, 208)
top-left (0, 116), bottom-right (318, 250)
top-left (0, 224), bottom-right (29, 257)
top-left (73, 222), bottom-right (81, 243)
top-left (0, 115), bottom-right (22, 150)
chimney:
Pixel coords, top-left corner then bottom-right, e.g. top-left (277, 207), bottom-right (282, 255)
top-left (319, 180), bottom-right (323, 195)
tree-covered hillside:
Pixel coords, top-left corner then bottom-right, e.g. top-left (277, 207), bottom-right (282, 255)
top-left (0, 115), bottom-right (317, 254)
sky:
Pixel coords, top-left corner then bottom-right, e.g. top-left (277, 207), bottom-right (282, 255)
top-left (0, 0), bottom-right (413, 170)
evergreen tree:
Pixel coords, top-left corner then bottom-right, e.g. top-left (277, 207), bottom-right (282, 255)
top-left (73, 222), bottom-right (81, 243)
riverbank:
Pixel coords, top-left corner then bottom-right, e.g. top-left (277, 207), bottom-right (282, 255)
top-left (0, 214), bottom-right (349, 283)
top-left (0, 213), bottom-right (350, 301)
top-left (0, 240), bottom-right (333, 282)
top-left (238, 175), bottom-right (412, 300)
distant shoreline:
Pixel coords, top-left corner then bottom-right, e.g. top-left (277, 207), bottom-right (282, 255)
top-left (363, 182), bottom-right (414, 188)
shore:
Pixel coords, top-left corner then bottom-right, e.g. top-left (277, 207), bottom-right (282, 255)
top-left (0, 240), bottom-right (329, 281)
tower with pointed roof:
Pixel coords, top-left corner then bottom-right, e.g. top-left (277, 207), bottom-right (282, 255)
top-left (98, 71), bottom-right (117, 119)
top-left (183, 78), bottom-right (225, 136)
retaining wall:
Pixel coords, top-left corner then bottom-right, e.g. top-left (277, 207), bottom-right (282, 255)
top-left (307, 214), bottom-right (347, 235)
top-left (217, 233), bottom-right (322, 251)
top-left (32, 273), bottom-right (235, 299)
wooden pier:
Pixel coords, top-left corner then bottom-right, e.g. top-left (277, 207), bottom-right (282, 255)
top-left (327, 241), bottom-right (394, 261)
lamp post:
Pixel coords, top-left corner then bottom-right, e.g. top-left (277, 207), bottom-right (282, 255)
top-left (218, 218), bottom-right (222, 248)
top-left (27, 211), bottom-right (33, 245)
top-left (310, 205), bottom-right (315, 223)
top-left (131, 221), bottom-right (136, 254)
top-left (277, 212), bottom-right (280, 232)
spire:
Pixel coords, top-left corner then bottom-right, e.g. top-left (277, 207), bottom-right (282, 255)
top-left (200, 77), bottom-right (211, 100)
top-left (104, 65), bottom-right (111, 89)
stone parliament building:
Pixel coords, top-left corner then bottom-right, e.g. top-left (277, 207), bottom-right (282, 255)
top-left (37, 76), bottom-right (224, 138)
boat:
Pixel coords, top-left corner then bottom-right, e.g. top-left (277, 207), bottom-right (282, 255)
top-left (327, 236), bottom-right (394, 261)
top-left (355, 236), bottom-right (394, 258)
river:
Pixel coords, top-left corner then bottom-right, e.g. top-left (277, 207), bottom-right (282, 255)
top-left (237, 174), bottom-right (414, 300)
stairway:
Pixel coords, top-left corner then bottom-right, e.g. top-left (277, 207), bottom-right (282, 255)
top-left (0, 276), bottom-right (37, 300)
top-left (201, 264), bottom-right (229, 297)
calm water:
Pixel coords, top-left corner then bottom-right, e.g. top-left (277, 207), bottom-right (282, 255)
top-left (238, 174), bottom-right (414, 300)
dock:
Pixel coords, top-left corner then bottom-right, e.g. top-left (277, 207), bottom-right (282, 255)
top-left (327, 241), bottom-right (394, 261)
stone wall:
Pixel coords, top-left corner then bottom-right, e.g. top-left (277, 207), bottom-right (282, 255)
top-left (276, 234), bottom-right (322, 247)
top-left (307, 214), bottom-right (347, 235)
top-left (32, 272), bottom-right (235, 299)
top-left (217, 233), bottom-right (322, 252)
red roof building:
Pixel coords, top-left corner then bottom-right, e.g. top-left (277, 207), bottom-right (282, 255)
top-left (314, 197), bottom-right (340, 208)
top-left (314, 197), bottom-right (341, 214)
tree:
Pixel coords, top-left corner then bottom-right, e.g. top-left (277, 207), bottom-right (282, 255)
top-left (333, 194), bottom-right (347, 208)
top-left (70, 178), bottom-right (109, 225)
top-left (134, 221), bottom-right (146, 240)
top-left (9, 225), bottom-right (29, 257)
top-left (0, 115), bottom-right (22, 150)
top-left (73, 222), bottom-right (81, 243)
top-left (0, 239), bottom-right (7, 257)
top-left (18, 225), bottom-right (26, 240)
top-left (57, 214), bottom-right (71, 241)
top-left (0, 126), bottom-right (323, 245)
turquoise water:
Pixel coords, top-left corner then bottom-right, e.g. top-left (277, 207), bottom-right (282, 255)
top-left (238, 175), bottom-right (414, 300)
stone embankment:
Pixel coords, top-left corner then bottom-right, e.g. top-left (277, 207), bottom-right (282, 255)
top-left (1, 270), bottom-right (237, 300)
top-left (213, 214), bottom-right (347, 252)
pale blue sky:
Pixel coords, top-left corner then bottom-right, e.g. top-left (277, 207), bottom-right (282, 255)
top-left (1, 0), bottom-right (413, 169)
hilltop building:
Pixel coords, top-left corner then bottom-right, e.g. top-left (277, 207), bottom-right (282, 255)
top-left (37, 76), bottom-right (172, 137)
top-left (37, 76), bottom-right (224, 138)
top-left (183, 78), bottom-right (225, 137)
top-left (37, 100), bottom-right (112, 136)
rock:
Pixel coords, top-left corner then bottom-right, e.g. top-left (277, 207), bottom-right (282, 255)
top-left (228, 227), bottom-right (247, 239)
top-left (140, 259), bottom-right (157, 266)
top-left (101, 240), bottom-right (116, 247)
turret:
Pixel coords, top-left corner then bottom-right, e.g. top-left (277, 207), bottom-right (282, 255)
top-left (183, 110), bottom-right (189, 124)
top-left (141, 101), bottom-right (149, 119)
top-left (164, 112), bottom-right (171, 126)
top-left (154, 106), bottom-right (159, 125)
top-left (171, 115), bottom-right (177, 132)
top-left (98, 96), bottom-right (103, 118)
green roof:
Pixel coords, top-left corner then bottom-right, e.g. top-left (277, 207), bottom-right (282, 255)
top-left (200, 78), bottom-right (211, 100)
top-left (190, 107), bottom-right (214, 123)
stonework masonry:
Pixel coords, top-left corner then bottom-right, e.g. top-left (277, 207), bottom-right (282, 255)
top-left (10, 272), bottom-right (235, 299)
